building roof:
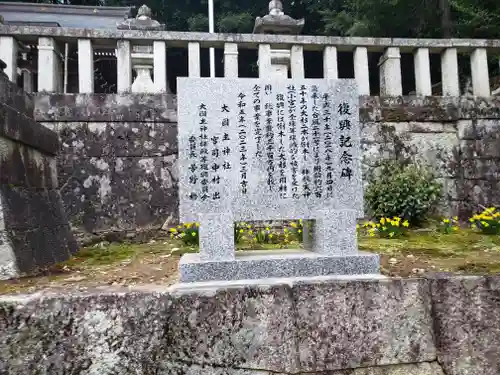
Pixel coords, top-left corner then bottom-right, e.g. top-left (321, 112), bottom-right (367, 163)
top-left (0, 2), bottom-right (133, 29)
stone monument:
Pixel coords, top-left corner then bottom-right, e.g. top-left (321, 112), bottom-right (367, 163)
top-left (177, 77), bottom-right (379, 283)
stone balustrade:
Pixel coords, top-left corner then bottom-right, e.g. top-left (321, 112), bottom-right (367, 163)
top-left (0, 24), bottom-right (499, 96)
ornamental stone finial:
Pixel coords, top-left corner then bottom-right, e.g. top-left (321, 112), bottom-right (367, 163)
top-left (253, 0), bottom-right (304, 34)
top-left (269, 0), bottom-right (284, 16)
top-left (137, 4), bottom-right (152, 19)
top-left (117, 4), bottom-right (164, 30)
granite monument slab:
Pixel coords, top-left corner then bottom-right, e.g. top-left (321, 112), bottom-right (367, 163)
top-left (176, 78), bottom-right (379, 282)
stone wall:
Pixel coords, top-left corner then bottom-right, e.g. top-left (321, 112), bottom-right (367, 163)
top-left (35, 94), bottom-right (500, 239)
top-left (0, 67), bottom-right (77, 279)
top-left (0, 275), bottom-right (499, 375)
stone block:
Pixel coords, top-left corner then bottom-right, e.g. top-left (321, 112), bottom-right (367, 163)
top-left (294, 278), bottom-right (436, 372)
top-left (56, 121), bottom-right (177, 158)
top-left (0, 290), bottom-right (173, 374)
top-left (57, 154), bottom-right (178, 233)
top-left (0, 73), bottom-right (34, 116)
top-left (179, 250), bottom-right (379, 283)
top-left (0, 138), bottom-right (57, 188)
top-left (34, 93), bottom-right (177, 123)
top-left (430, 275), bottom-right (500, 375)
top-left (0, 186), bottom-right (69, 230)
top-left (0, 103), bottom-right (59, 155)
top-left (166, 282), bottom-right (298, 373)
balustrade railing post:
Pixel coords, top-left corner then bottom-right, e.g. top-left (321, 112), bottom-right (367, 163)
top-left (116, 40), bottom-right (132, 93)
top-left (414, 48), bottom-right (432, 96)
top-left (0, 36), bottom-right (18, 82)
top-left (471, 48), bottom-right (490, 96)
top-left (38, 37), bottom-right (62, 92)
top-left (354, 47), bottom-right (370, 95)
top-left (379, 47), bottom-right (402, 96)
top-left (258, 44), bottom-right (272, 78)
top-left (188, 42), bottom-right (201, 78)
top-left (77, 39), bottom-right (94, 93)
top-left (441, 48), bottom-right (460, 96)
top-left (224, 43), bottom-right (238, 78)
top-left (290, 45), bottom-right (305, 79)
top-left (153, 41), bottom-right (167, 91)
top-left (323, 46), bottom-right (338, 79)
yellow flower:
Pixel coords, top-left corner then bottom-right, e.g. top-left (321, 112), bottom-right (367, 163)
top-left (469, 218), bottom-right (475, 223)
top-left (266, 227), bottom-right (270, 231)
top-left (191, 232), bottom-right (196, 237)
top-left (402, 220), bottom-right (409, 228)
top-left (369, 231), bottom-right (376, 237)
top-left (269, 234), bottom-right (274, 239)
top-left (453, 216), bottom-right (458, 221)
top-left (482, 221), bottom-right (490, 227)
top-left (177, 225), bottom-right (182, 229)
top-left (380, 218), bottom-right (386, 225)
top-left (443, 219), bottom-right (450, 224)
top-left (377, 224), bottom-right (381, 228)
top-left (249, 230), bottom-right (254, 235)
top-left (356, 224), bottom-right (360, 229)
top-left (291, 222), bottom-right (297, 228)
top-left (452, 226), bottom-right (459, 231)
top-left (298, 229), bottom-right (302, 234)
top-left (284, 228), bottom-right (288, 233)
top-left (389, 232), bottom-right (395, 237)
top-left (196, 223), bottom-right (200, 227)
top-left (299, 219), bottom-right (303, 224)
top-left (184, 223), bottom-right (192, 228)
top-left (169, 228), bottom-right (177, 233)
top-left (392, 220), bottom-right (400, 227)
top-left (239, 229), bottom-right (244, 233)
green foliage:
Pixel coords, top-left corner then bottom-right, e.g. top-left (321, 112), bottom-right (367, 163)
top-left (169, 223), bottom-right (199, 246)
top-left (469, 207), bottom-right (500, 235)
top-left (218, 12), bottom-right (254, 33)
top-left (439, 217), bottom-right (460, 234)
top-left (361, 217), bottom-right (410, 239)
top-left (365, 160), bottom-right (443, 226)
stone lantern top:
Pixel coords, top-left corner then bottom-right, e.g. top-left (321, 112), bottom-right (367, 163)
top-left (253, 0), bottom-right (304, 35)
top-left (117, 4), bottom-right (164, 30)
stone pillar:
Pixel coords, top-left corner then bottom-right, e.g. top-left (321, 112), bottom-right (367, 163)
top-left (290, 45), bottom-right (304, 78)
top-left (379, 47), bottom-right (402, 96)
top-left (441, 48), bottom-right (460, 96)
top-left (77, 39), bottom-right (94, 93)
top-left (116, 40), bottom-right (132, 93)
top-left (270, 49), bottom-right (290, 79)
top-left (154, 41), bottom-right (167, 92)
top-left (414, 48), bottom-right (432, 96)
top-left (323, 45), bottom-right (338, 79)
top-left (470, 48), bottom-right (490, 96)
top-left (354, 47), bottom-right (370, 95)
top-left (38, 37), bottom-right (61, 92)
top-left (188, 42), bottom-right (201, 78)
top-left (254, 0), bottom-right (304, 78)
top-left (21, 52), bottom-right (33, 93)
top-left (117, 5), bottom-right (165, 93)
top-left (0, 36), bottom-right (18, 82)
top-left (224, 43), bottom-right (238, 78)
top-left (258, 44), bottom-right (272, 78)
top-left (131, 45), bottom-right (155, 93)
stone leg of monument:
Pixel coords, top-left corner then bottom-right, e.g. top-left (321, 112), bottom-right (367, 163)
top-left (198, 213), bottom-right (234, 261)
top-left (312, 209), bottom-right (357, 255)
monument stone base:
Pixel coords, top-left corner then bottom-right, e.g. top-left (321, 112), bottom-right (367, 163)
top-left (179, 249), bottom-right (379, 283)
